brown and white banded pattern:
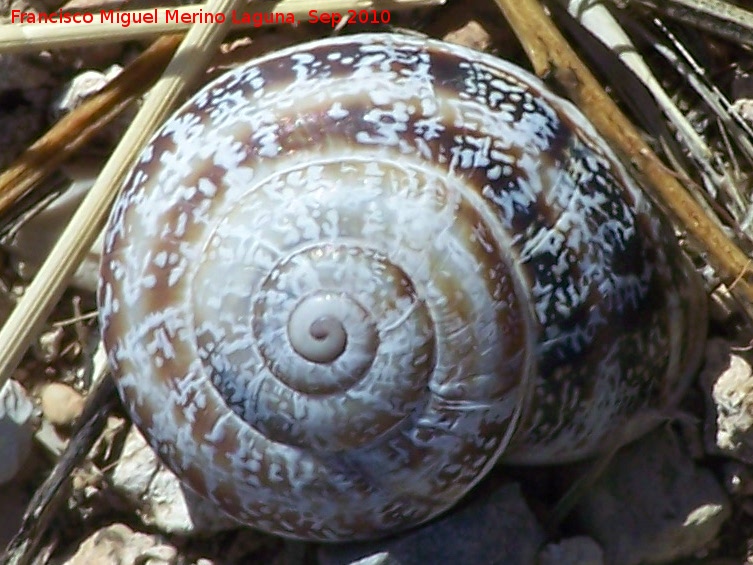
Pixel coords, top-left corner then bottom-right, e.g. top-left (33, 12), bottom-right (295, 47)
top-left (98, 33), bottom-right (707, 541)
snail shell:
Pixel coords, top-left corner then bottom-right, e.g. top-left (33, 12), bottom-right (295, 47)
top-left (97, 33), bottom-right (707, 541)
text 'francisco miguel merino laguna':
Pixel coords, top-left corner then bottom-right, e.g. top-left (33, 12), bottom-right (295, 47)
top-left (10, 9), bottom-right (296, 26)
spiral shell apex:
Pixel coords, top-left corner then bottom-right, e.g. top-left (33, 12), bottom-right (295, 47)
top-left (98, 33), bottom-right (707, 540)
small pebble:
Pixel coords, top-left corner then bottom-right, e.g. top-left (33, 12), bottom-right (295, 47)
top-left (52, 66), bottom-right (122, 119)
top-left (34, 327), bottom-right (64, 364)
top-left (40, 382), bottom-right (85, 427)
top-left (443, 21), bottom-right (491, 51)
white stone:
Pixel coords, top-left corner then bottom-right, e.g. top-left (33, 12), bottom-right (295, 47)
top-left (62, 523), bottom-right (177, 565)
top-left (700, 338), bottom-right (753, 463)
top-left (109, 428), bottom-right (239, 535)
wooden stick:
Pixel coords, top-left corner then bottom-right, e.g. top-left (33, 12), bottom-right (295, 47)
top-left (0, 0), bottom-right (445, 53)
top-left (0, 365), bottom-right (117, 565)
top-left (494, 0), bottom-right (753, 304)
top-left (0, 0), bottom-right (245, 389)
top-left (0, 35), bottom-right (182, 222)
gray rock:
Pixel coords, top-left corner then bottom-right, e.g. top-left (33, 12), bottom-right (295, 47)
top-left (538, 536), bottom-right (604, 565)
top-left (2, 165), bottom-right (104, 294)
top-left (40, 382), bottom-right (85, 427)
top-left (573, 427), bottom-right (730, 565)
top-left (318, 481), bottom-right (543, 565)
top-left (0, 379), bottom-right (36, 485)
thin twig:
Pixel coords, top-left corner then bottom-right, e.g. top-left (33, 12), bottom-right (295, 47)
top-left (559, 0), bottom-right (742, 218)
top-left (629, 0), bottom-right (753, 46)
top-left (0, 35), bottom-right (182, 226)
top-left (647, 19), bottom-right (753, 226)
top-left (494, 0), bottom-right (753, 304)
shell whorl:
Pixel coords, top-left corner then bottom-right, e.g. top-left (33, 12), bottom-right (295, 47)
top-left (98, 33), bottom-right (707, 541)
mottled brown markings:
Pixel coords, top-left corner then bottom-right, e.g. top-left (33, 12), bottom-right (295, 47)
top-left (181, 463), bottom-right (209, 498)
top-left (536, 266), bottom-right (667, 381)
top-left (141, 133), bottom-right (177, 179)
top-left (378, 500), bottom-right (431, 530)
top-left (446, 199), bottom-right (525, 396)
top-left (390, 412), bottom-right (504, 501)
top-left (517, 303), bottom-right (670, 454)
top-left (210, 480), bottom-right (242, 514)
top-left (169, 397), bottom-right (188, 429)
top-left (521, 145), bottom-right (656, 366)
top-left (181, 159), bottom-right (228, 197)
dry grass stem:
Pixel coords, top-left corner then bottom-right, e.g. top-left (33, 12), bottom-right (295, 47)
top-left (0, 0), bottom-right (245, 390)
top-left (0, 35), bottom-right (182, 223)
top-left (647, 21), bottom-right (753, 220)
top-left (560, 0), bottom-right (740, 222)
top-left (0, 0), bottom-right (445, 54)
top-left (494, 0), bottom-right (753, 306)
top-left (632, 0), bottom-right (753, 46)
